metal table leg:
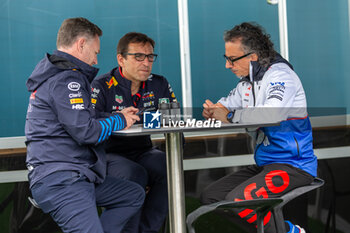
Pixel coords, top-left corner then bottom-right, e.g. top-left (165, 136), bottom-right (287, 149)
top-left (165, 132), bottom-right (186, 233)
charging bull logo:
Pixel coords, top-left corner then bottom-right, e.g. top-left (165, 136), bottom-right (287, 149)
top-left (106, 76), bottom-right (118, 89)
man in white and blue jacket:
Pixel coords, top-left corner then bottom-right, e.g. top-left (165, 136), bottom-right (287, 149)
top-left (25, 18), bottom-right (144, 233)
top-left (201, 22), bottom-right (317, 233)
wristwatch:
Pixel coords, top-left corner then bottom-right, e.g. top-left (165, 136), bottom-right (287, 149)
top-left (226, 111), bottom-right (235, 123)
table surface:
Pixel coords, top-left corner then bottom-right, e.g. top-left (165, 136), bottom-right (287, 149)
top-left (113, 121), bottom-right (280, 136)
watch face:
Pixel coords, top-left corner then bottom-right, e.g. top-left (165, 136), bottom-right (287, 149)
top-left (227, 111), bottom-right (235, 123)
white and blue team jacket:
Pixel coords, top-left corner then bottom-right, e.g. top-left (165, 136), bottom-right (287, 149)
top-left (219, 54), bottom-right (317, 177)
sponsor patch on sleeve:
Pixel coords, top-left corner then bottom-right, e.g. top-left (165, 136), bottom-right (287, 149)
top-left (72, 104), bottom-right (84, 110)
top-left (68, 82), bottom-right (81, 91)
top-left (167, 84), bottom-right (176, 100)
top-left (228, 89), bottom-right (236, 97)
top-left (267, 82), bottom-right (285, 101)
top-left (70, 98), bottom-right (84, 104)
top-left (91, 88), bottom-right (100, 98)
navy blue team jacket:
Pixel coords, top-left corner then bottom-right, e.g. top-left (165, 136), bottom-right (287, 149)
top-left (25, 50), bottom-right (127, 188)
top-left (91, 67), bottom-right (176, 154)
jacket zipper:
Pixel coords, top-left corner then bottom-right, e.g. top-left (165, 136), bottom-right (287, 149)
top-left (249, 81), bottom-right (256, 106)
top-left (251, 80), bottom-right (257, 161)
top-left (293, 136), bottom-right (300, 157)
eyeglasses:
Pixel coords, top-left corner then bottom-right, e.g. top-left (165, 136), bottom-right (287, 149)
top-left (124, 53), bottom-right (158, 62)
top-left (223, 52), bottom-right (252, 65)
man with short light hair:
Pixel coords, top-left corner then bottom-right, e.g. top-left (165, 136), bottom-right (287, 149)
top-left (25, 17), bottom-right (144, 233)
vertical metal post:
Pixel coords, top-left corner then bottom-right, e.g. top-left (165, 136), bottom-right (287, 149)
top-left (348, 0), bottom-right (350, 126)
top-left (177, 0), bottom-right (193, 118)
top-left (348, 0), bottom-right (350, 49)
top-left (278, 0), bottom-right (289, 61)
top-left (165, 132), bottom-right (186, 233)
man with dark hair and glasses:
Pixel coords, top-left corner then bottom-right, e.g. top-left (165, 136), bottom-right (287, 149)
top-left (91, 32), bottom-right (176, 233)
top-left (200, 22), bottom-right (317, 233)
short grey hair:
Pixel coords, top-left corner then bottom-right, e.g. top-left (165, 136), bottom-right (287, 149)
top-left (56, 17), bottom-right (102, 48)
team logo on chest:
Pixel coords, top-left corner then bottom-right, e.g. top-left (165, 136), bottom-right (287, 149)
top-left (245, 85), bottom-right (252, 96)
top-left (144, 101), bottom-right (155, 107)
top-left (106, 76), bottom-right (118, 89)
top-left (243, 84), bottom-right (252, 107)
top-left (142, 91), bottom-right (155, 100)
top-left (115, 95), bottom-right (123, 104)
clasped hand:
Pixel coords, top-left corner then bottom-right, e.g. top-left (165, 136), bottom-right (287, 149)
top-left (202, 99), bottom-right (229, 123)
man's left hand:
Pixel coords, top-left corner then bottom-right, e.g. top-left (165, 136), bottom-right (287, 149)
top-left (211, 102), bottom-right (230, 123)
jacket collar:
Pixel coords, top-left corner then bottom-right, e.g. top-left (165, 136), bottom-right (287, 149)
top-left (111, 67), bottom-right (147, 91)
top-left (241, 53), bottom-right (293, 83)
top-left (53, 50), bottom-right (99, 83)
top-left (110, 67), bottom-right (133, 88)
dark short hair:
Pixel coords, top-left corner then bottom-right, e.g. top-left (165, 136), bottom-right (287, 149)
top-left (56, 17), bottom-right (102, 48)
top-left (117, 32), bottom-right (155, 56)
top-left (224, 22), bottom-right (276, 67)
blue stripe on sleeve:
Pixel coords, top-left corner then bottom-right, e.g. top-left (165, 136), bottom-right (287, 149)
top-left (121, 115), bottom-right (125, 129)
top-left (105, 118), bottom-right (111, 128)
top-left (109, 115), bottom-right (115, 131)
top-left (105, 120), bottom-right (111, 139)
top-left (106, 118), bottom-right (112, 136)
top-left (113, 115), bottom-right (118, 131)
top-left (117, 114), bottom-right (124, 130)
top-left (115, 115), bottom-right (121, 130)
top-left (101, 121), bottom-right (109, 141)
top-left (120, 115), bottom-right (125, 129)
top-left (98, 121), bottom-right (105, 143)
